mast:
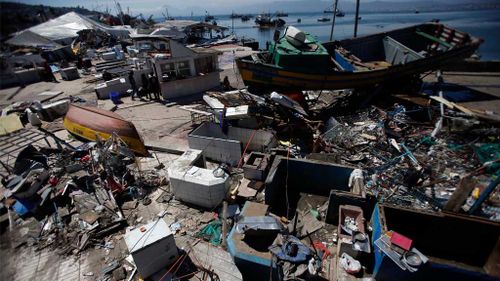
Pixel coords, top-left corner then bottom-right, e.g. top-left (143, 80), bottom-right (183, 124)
top-left (329, 0), bottom-right (339, 41)
top-left (354, 0), bottom-right (360, 37)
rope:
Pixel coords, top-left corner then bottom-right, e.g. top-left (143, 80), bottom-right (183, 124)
top-left (237, 129), bottom-right (257, 168)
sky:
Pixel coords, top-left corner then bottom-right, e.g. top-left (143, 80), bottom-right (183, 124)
top-left (1, 0), bottom-right (490, 16)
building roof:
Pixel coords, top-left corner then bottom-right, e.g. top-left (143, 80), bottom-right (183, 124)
top-left (23, 12), bottom-right (131, 41)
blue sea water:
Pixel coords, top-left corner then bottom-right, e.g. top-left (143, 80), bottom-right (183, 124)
top-left (175, 9), bottom-right (500, 60)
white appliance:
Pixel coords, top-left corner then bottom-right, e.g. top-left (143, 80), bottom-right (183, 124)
top-left (124, 219), bottom-right (178, 278)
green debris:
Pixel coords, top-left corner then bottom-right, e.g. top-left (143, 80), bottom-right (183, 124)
top-left (473, 142), bottom-right (500, 175)
top-left (196, 219), bottom-right (222, 245)
top-left (421, 136), bottom-right (436, 146)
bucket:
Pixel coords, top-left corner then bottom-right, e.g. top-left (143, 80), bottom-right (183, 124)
top-left (109, 91), bottom-right (121, 103)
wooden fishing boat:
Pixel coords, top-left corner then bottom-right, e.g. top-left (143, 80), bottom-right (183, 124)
top-left (63, 104), bottom-right (148, 156)
top-left (236, 23), bottom-right (483, 91)
top-left (255, 13), bottom-right (285, 28)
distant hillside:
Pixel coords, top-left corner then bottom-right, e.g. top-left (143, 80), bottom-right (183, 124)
top-left (0, 2), bottom-right (101, 39)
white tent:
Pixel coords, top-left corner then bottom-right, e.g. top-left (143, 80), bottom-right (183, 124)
top-left (5, 30), bottom-right (61, 49)
top-left (25, 12), bottom-right (131, 43)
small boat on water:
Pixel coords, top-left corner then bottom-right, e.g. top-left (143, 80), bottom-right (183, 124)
top-left (230, 12), bottom-right (242, 19)
top-left (255, 13), bottom-right (286, 28)
top-left (318, 17), bottom-right (331, 22)
top-left (63, 104), bottom-right (148, 156)
top-left (276, 11), bottom-right (288, 17)
top-left (236, 23), bottom-right (482, 91)
top-left (241, 15), bottom-right (251, 22)
top-left (324, 7), bottom-right (345, 17)
top-left (204, 12), bottom-right (215, 22)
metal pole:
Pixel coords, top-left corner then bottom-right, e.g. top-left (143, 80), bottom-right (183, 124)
top-left (329, 0), bottom-right (339, 41)
top-left (354, 0), bottom-right (360, 37)
top-left (222, 200), bottom-right (228, 247)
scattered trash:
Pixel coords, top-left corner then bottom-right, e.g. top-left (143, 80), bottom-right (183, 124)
top-left (340, 253), bottom-right (362, 274)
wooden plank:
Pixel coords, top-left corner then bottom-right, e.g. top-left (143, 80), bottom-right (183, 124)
top-left (443, 177), bottom-right (477, 212)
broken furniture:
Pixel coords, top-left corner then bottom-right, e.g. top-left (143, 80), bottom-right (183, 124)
top-left (188, 122), bottom-right (277, 166)
top-left (203, 89), bottom-right (264, 121)
top-left (168, 149), bottom-right (230, 209)
top-left (371, 203), bottom-right (500, 280)
top-left (124, 219), bottom-right (178, 279)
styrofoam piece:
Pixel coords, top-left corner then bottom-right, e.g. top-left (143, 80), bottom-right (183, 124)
top-left (167, 149), bottom-right (230, 209)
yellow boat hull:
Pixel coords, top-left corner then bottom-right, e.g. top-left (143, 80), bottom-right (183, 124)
top-left (63, 104), bottom-right (148, 156)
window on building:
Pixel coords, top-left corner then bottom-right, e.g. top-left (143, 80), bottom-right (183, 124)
top-left (176, 61), bottom-right (191, 77)
top-left (194, 56), bottom-right (215, 75)
top-left (138, 42), bottom-right (152, 51)
top-left (160, 62), bottom-right (176, 80)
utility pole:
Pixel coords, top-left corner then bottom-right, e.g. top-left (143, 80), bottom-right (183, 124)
top-left (329, 0), bottom-right (339, 41)
top-left (354, 0), bottom-right (360, 37)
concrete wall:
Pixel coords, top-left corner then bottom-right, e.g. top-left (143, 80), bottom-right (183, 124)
top-left (159, 72), bottom-right (220, 100)
top-left (188, 122), bottom-right (277, 166)
top-left (265, 157), bottom-right (355, 216)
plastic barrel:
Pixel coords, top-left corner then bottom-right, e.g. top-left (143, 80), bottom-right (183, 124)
top-left (109, 91), bottom-right (121, 103)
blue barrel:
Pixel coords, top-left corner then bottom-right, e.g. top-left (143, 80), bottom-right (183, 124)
top-left (109, 91), bottom-right (121, 103)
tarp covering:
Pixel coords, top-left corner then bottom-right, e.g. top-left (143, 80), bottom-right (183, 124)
top-left (25, 12), bottom-right (131, 41)
top-left (150, 28), bottom-right (186, 40)
top-left (5, 30), bottom-right (61, 49)
top-left (155, 20), bottom-right (200, 30)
